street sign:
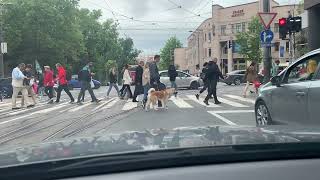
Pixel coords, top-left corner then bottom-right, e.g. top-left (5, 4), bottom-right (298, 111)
top-left (279, 40), bottom-right (286, 58)
top-left (258, 12), bottom-right (277, 29)
top-left (260, 29), bottom-right (274, 43)
top-left (1, 43), bottom-right (7, 54)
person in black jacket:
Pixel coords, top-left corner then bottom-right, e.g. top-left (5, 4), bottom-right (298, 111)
top-left (168, 64), bottom-right (178, 90)
top-left (132, 61), bottom-right (144, 102)
top-left (106, 67), bottom-right (120, 98)
top-left (204, 58), bottom-right (224, 105)
top-left (195, 62), bottom-right (208, 100)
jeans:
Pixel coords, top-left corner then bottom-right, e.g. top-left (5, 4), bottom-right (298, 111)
top-left (205, 79), bottom-right (218, 102)
top-left (170, 81), bottom-right (177, 90)
top-left (56, 84), bottom-right (74, 102)
top-left (120, 84), bottom-right (132, 98)
top-left (107, 83), bottom-right (119, 96)
top-left (45, 86), bottom-right (54, 99)
top-left (199, 80), bottom-right (208, 94)
top-left (143, 84), bottom-right (150, 101)
top-left (77, 81), bottom-right (97, 102)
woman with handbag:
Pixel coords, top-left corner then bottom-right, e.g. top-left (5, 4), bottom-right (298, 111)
top-left (119, 64), bottom-right (133, 99)
top-left (243, 62), bottom-right (258, 98)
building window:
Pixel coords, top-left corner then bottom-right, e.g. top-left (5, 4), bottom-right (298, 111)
top-left (274, 23), bottom-right (279, 33)
top-left (205, 48), bottom-right (207, 57)
top-left (208, 32), bottom-right (212, 41)
top-left (208, 48), bottom-right (212, 57)
top-left (221, 25), bottom-right (226, 35)
top-left (231, 24), bottom-right (235, 34)
top-left (236, 23), bottom-right (242, 33)
top-left (274, 42), bottom-right (280, 51)
top-left (204, 33), bottom-right (207, 41)
top-left (242, 22), bottom-right (246, 32)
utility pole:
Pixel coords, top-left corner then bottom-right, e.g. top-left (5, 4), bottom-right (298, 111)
top-left (0, 2), bottom-right (11, 78)
top-left (262, 0), bottom-right (272, 83)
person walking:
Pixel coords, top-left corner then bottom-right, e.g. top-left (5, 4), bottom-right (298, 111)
top-left (203, 58), bottom-right (224, 106)
top-left (149, 55), bottom-right (162, 107)
top-left (119, 64), bottom-right (133, 99)
top-left (77, 62), bottom-right (100, 104)
top-left (142, 62), bottom-right (150, 105)
top-left (11, 63), bottom-right (33, 110)
top-left (21, 64), bottom-right (37, 106)
top-left (195, 62), bottom-right (208, 100)
top-left (106, 67), bottom-right (120, 98)
top-left (243, 62), bottom-right (258, 98)
top-left (168, 64), bottom-right (178, 90)
top-left (43, 66), bottom-right (55, 104)
top-left (55, 63), bottom-right (75, 103)
top-left (132, 61), bottom-right (144, 102)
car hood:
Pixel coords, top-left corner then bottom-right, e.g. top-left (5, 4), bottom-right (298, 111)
top-left (0, 125), bottom-right (320, 167)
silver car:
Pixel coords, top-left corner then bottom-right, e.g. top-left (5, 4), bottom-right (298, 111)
top-left (159, 70), bottom-right (201, 89)
top-left (255, 48), bottom-right (320, 126)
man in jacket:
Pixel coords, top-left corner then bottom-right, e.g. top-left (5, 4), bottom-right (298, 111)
top-left (168, 64), bottom-right (178, 90)
top-left (77, 62), bottom-right (100, 104)
top-left (204, 58), bottom-right (224, 106)
top-left (44, 66), bottom-right (55, 104)
top-left (55, 63), bottom-right (75, 103)
top-left (11, 63), bottom-right (33, 110)
top-left (195, 62), bottom-right (208, 100)
top-left (148, 55), bottom-right (162, 107)
top-left (21, 64), bottom-right (37, 106)
top-left (132, 61), bottom-right (144, 102)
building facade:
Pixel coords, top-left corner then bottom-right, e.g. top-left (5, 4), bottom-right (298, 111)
top-left (174, 48), bottom-right (188, 71)
top-left (183, 0), bottom-right (299, 75)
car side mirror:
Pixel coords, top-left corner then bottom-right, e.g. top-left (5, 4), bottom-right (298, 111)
top-left (271, 76), bottom-right (281, 87)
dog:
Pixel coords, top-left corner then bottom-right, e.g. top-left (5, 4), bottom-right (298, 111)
top-left (145, 88), bottom-right (176, 111)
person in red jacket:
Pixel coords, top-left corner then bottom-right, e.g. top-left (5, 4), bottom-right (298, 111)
top-left (43, 66), bottom-right (54, 104)
top-left (55, 63), bottom-right (75, 103)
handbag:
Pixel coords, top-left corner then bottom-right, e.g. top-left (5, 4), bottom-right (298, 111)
top-left (90, 80), bottom-right (95, 88)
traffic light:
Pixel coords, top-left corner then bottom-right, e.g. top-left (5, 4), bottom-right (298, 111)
top-left (228, 40), bottom-right (233, 49)
top-left (288, 16), bottom-right (302, 33)
top-left (279, 18), bottom-right (288, 40)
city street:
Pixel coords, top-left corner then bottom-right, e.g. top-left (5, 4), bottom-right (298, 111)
top-left (0, 83), bottom-right (257, 148)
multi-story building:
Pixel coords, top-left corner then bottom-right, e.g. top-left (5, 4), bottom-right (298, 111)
top-left (182, 0), bottom-right (300, 75)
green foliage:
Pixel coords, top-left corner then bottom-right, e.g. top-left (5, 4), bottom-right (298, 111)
top-left (235, 16), bottom-right (263, 63)
top-left (3, 0), bottom-right (140, 80)
top-left (159, 36), bottom-right (182, 70)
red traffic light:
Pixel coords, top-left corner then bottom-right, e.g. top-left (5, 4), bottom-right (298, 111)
top-left (279, 18), bottom-right (286, 26)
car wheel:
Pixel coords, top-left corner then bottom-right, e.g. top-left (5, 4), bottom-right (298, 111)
top-left (190, 81), bottom-right (199, 90)
top-left (234, 78), bottom-right (241, 85)
top-left (255, 101), bottom-right (273, 126)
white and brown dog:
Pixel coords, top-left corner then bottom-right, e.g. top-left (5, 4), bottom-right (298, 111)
top-left (145, 88), bottom-right (176, 111)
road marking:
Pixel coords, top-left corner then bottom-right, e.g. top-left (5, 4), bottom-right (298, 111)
top-left (207, 111), bottom-right (237, 125)
top-left (211, 110), bottom-right (255, 114)
top-left (186, 95), bottom-right (220, 108)
top-left (218, 97), bottom-right (249, 107)
top-left (224, 95), bottom-right (255, 104)
top-left (92, 98), bottom-right (115, 111)
top-left (122, 101), bottom-right (138, 111)
top-left (68, 102), bottom-right (92, 112)
top-left (170, 97), bottom-right (193, 108)
top-left (8, 103), bottom-right (55, 116)
top-left (102, 98), bottom-right (120, 109)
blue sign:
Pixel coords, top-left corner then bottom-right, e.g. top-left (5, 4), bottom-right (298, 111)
top-left (260, 29), bottom-right (274, 43)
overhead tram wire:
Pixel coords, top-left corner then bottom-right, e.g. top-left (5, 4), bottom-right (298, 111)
top-left (195, 0), bottom-right (212, 14)
top-left (167, 0), bottom-right (206, 18)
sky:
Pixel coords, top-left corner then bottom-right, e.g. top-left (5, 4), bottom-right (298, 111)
top-left (79, 0), bottom-right (298, 55)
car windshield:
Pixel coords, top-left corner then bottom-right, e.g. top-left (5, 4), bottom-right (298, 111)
top-left (0, 0), bottom-right (318, 170)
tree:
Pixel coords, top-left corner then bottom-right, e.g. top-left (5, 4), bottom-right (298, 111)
top-left (236, 16), bottom-right (263, 63)
top-left (159, 36), bottom-right (182, 70)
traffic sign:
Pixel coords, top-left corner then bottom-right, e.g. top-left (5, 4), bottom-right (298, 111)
top-left (260, 29), bottom-right (274, 43)
top-left (258, 12), bottom-right (277, 29)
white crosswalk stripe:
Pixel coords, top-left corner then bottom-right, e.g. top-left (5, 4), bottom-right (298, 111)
top-left (92, 98), bottom-right (115, 112)
top-left (224, 95), bottom-right (255, 104)
top-left (218, 97), bottom-right (248, 107)
top-left (186, 95), bottom-right (220, 108)
top-left (170, 97), bottom-right (193, 108)
top-left (102, 98), bottom-right (120, 110)
top-left (122, 100), bottom-right (138, 111)
top-left (69, 102), bottom-right (92, 112)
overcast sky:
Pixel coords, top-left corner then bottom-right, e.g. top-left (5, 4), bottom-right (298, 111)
top-left (79, 0), bottom-right (298, 55)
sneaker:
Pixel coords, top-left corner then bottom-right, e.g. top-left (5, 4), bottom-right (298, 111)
top-left (69, 100), bottom-right (75, 104)
top-left (132, 99), bottom-right (139, 103)
top-left (47, 100), bottom-right (54, 104)
top-left (76, 101), bottom-right (83, 105)
top-left (214, 101), bottom-right (222, 105)
top-left (12, 107), bottom-right (21, 110)
top-left (195, 94), bottom-right (199, 100)
top-left (55, 101), bottom-right (59, 103)
top-left (174, 92), bottom-right (178, 98)
top-left (92, 99), bottom-right (101, 103)
top-left (27, 104), bottom-right (35, 108)
top-left (203, 100), bottom-right (209, 106)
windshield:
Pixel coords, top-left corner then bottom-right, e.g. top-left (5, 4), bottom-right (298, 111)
top-left (0, 0), bottom-right (317, 169)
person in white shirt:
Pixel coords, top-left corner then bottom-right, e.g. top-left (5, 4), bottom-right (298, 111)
top-left (11, 63), bottom-right (33, 110)
top-left (119, 64), bottom-right (133, 99)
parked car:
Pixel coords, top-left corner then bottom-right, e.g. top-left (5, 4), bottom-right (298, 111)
top-left (159, 70), bottom-right (201, 89)
top-left (255, 48), bottom-right (320, 126)
top-left (0, 78), bottom-right (13, 98)
top-left (223, 70), bottom-right (246, 85)
top-left (67, 75), bottom-right (101, 90)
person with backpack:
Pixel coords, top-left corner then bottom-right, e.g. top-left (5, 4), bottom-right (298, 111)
top-left (76, 62), bottom-right (100, 104)
top-left (55, 63), bottom-right (75, 103)
top-left (195, 62), bottom-right (208, 100)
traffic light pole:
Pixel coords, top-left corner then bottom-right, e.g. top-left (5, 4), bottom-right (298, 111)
top-left (263, 0), bottom-right (272, 83)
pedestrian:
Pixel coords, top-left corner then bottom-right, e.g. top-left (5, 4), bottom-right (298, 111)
top-left (203, 58), bottom-right (224, 106)
top-left (21, 64), bottom-right (37, 106)
top-left (11, 63), bottom-right (33, 110)
top-left (106, 67), bottom-right (120, 98)
top-left (195, 62), bottom-right (208, 100)
top-left (243, 62), bottom-right (258, 98)
top-left (119, 64), bottom-right (133, 99)
top-left (77, 62), bottom-right (101, 104)
top-left (168, 64), bottom-right (178, 90)
top-left (55, 63), bottom-right (75, 103)
top-left (43, 66), bottom-right (55, 104)
top-left (149, 55), bottom-right (162, 107)
top-left (132, 61), bottom-right (144, 102)
top-left (142, 62), bottom-right (150, 105)
top-left (271, 60), bottom-right (280, 77)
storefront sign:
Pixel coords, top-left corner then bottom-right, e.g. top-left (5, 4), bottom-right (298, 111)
top-left (232, 10), bottom-right (244, 17)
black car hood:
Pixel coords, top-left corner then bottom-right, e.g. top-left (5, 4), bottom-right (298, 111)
top-left (0, 125), bottom-right (320, 167)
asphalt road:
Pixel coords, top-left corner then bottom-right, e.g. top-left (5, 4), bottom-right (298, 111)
top-left (0, 83), bottom-right (257, 148)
